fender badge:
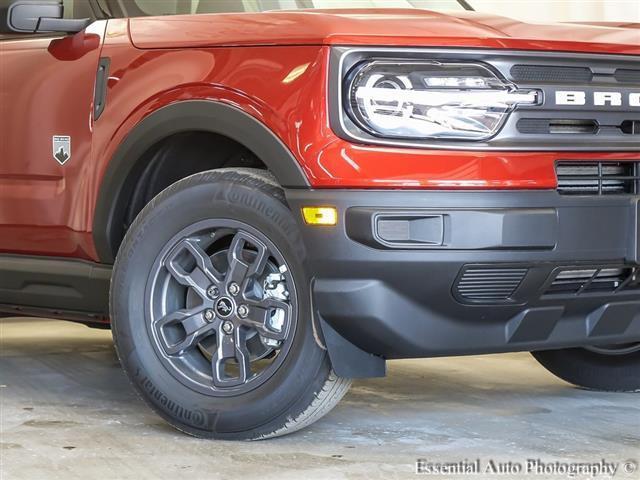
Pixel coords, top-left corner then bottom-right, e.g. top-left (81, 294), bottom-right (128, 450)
top-left (52, 135), bottom-right (71, 165)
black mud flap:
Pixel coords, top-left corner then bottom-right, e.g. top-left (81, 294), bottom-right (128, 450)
top-left (318, 314), bottom-right (386, 378)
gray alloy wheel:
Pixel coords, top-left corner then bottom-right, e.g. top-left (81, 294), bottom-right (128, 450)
top-left (146, 219), bottom-right (298, 396)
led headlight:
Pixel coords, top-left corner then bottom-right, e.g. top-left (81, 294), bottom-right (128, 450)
top-left (345, 61), bottom-right (540, 141)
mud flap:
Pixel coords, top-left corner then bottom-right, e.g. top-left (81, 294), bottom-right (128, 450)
top-left (318, 314), bottom-right (386, 378)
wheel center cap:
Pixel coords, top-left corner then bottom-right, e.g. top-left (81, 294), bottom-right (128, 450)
top-left (215, 297), bottom-right (234, 318)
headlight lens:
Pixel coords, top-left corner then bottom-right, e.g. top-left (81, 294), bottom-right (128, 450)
top-left (346, 61), bottom-right (539, 141)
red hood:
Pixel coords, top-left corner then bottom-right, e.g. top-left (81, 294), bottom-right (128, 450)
top-left (566, 21), bottom-right (640, 29)
top-left (129, 9), bottom-right (640, 55)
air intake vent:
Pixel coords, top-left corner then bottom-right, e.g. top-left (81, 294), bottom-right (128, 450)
top-left (510, 65), bottom-right (593, 83)
top-left (556, 161), bottom-right (639, 196)
top-left (545, 267), bottom-right (640, 296)
top-left (517, 119), bottom-right (598, 135)
top-left (620, 120), bottom-right (640, 135)
top-left (615, 68), bottom-right (640, 83)
top-left (455, 267), bottom-right (528, 302)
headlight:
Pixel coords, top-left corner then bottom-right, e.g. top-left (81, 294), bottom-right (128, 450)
top-left (345, 61), bottom-right (540, 141)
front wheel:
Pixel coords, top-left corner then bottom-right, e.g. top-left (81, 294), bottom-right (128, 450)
top-left (532, 343), bottom-right (640, 392)
top-left (111, 169), bottom-right (351, 439)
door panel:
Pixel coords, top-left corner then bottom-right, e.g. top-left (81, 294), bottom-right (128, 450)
top-left (0, 21), bottom-right (107, 259)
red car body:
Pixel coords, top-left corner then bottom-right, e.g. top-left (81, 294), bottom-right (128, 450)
top-left (2, 3), bottom-right (640, 438)
top-left (1, 9), bottom-right (638, 262)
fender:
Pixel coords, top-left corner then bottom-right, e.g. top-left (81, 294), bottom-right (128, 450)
top-left (93, 100), bottom-right (311, 264)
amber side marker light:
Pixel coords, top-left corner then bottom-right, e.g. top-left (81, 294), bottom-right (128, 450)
top-left (302, 207), bottom-right (338, 226)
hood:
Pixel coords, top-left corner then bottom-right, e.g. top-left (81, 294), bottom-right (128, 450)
top-left (129, 9), bottom-right (640, 55)
top-left (566, 21), bottom-right (640, 29)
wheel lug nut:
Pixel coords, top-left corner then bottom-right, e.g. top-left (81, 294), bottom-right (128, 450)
top-left (204, 309), bottom-right (215, 322)
top-left (228, 282), bottom-right (240, 296)
top-left (207, 286), bottom-right (219, 299)
top-left (237, 305), bottom-right (249, 318)
top-left (222, 321), bottom-right (234, 335)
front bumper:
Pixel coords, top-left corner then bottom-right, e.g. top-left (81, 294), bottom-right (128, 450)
top-left (286, 189), bottom-right (640, 360)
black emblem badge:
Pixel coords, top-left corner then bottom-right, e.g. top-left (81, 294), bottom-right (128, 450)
top-left (215, 297), bottom-right (234, 318)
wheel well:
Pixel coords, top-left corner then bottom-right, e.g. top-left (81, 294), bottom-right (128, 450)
top-left (93, 100), bottom-right (310, 263)
top-left (116, 131), bottom-right (267, 256)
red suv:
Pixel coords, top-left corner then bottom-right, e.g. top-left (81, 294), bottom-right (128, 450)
top-left (1, 0), bottom-right (639, 440)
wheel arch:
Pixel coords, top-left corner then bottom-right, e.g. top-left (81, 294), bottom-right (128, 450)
top-left (93, 100), bottom-right (310, 264)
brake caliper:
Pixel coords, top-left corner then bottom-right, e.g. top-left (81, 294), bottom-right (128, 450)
top-left (261, 265), bottom-right (290, 348)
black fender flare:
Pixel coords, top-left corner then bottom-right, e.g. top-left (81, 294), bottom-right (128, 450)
top-left (93, 100), bottom-right (310, 263)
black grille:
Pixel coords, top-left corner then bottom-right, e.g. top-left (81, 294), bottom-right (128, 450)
top-left (509, 65), bottom-right (640, 84)
top-left (510, 65), bottom-right (593, 83)
top-left (621, 120), bottom-right (640, 135)
top-left (517, 119), bottom-right (598, 135)
top-left (556, 161), bottom-right (640, 195)
top-left (545, 267), bottom-right (640, 296)
top-left (615, 68), bottom-right (640, 83)
top-left (456, 267), bottom-right (528, 302)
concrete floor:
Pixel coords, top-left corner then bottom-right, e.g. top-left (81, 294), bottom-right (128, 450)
top-left (0, 318), bottom-right (638, 480)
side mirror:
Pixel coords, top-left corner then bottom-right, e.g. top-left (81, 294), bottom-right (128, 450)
top-left (1, 0), bottom-right (91, 34)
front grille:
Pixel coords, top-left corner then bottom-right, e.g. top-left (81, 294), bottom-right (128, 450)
top-left (510, 65), bottom-right (640, 84)
top-left (510, 65), bottom-right (593, 83)
top-left (545, 267), bottom-right (640, 296)
top-left (556, 161), bottom-right (640, 195)
top-left (517, 119), bottom-right (599, 135)
top-left (502, 55), bottom-right (639, 150)
top-left (615, 68), bottom-right (640, 84)
top-left (455, 267), bottom-right (528, 302)
top-left (621, 120), bottom-right (640, 135)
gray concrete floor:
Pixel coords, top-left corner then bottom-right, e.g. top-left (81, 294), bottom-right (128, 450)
top-left (0, 317), bottom-right (638, 480)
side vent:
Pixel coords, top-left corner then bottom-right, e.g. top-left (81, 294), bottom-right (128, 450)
top-left (455, 267), bottom-right (528, 303)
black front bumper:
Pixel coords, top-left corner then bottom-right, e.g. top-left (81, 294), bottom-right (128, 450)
top-left (286, 189), bottom-right (640, 361)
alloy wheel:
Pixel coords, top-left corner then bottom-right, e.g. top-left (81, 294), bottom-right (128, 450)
top-left (145, 219), bottom-right (297, 396)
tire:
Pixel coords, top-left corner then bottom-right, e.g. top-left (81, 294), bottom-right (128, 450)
top-left (532, 345), bottom-right (640, 392)
top-left (111, 168), bottom-right (351, 440)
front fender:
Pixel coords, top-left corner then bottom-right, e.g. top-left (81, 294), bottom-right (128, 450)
top-left (93, 98), bottom-right (310, 263)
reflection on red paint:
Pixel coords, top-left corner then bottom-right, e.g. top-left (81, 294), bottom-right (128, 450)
top-left (0, 12), bottom-right (638, 261)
